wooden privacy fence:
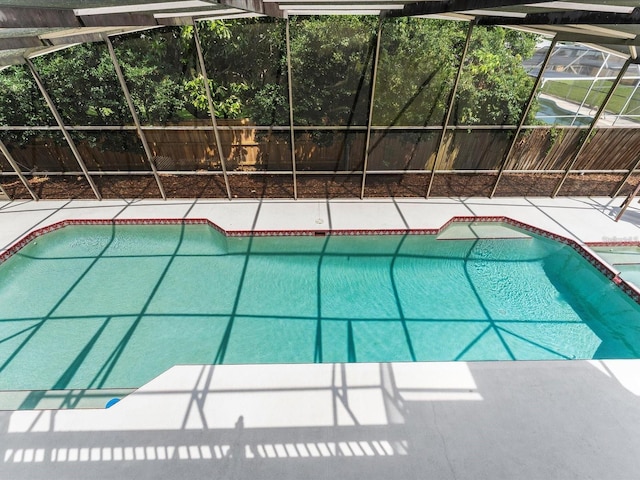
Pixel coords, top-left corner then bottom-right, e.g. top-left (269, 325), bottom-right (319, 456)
top-left (574, 128), bottom-right (640, 170)
top-left (146, 128), bottom-right (293, 171)
top-left (439, 130), bottom-right (512, 170)
top-left (367, 131), bottom-right (439, 170)
top-left (507, 128), bottom-right (584, 171)
top-left (508, 128), bottom-right (640, 171)
top-left (2, 125), bottom-right (640, 174)
top-left (294, 131), bottom-right (366, 171)
top-left (6, 140), bottom-right (79, 172)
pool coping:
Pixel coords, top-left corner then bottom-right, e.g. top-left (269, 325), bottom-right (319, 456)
top-left (1, 215), bottom-right (639, 306)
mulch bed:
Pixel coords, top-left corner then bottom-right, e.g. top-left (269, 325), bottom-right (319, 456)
top-left (1, 172), bottom-right (638, 200)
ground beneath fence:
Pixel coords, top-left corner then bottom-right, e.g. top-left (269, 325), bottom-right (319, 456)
top-left (1, 172), bottom-right (638, 200)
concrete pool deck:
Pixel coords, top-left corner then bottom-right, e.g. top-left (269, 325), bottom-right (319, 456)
top-left (1, 196), bottom-right (640, 479)
top-left (1, 196), bottom-right (640, 247)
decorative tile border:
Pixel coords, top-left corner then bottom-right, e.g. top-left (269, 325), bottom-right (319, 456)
top-left (586, 241), bottom-right (640, 248)
top-left (224, 227), bottom-right (441, 237)
top-left (1, 216), bottom-right (639, 306)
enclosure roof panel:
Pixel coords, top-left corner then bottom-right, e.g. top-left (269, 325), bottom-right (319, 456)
top-left (0, 1), bottom-right (638, 66)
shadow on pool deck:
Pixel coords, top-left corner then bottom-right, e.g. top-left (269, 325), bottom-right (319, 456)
top-left (1, 360), bottom-right (640, 479)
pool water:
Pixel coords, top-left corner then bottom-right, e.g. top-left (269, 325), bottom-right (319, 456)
top-left (1, 223), bottom-right (640, 393)
top-left (591, 246), bottom-right (640, 289)
top-left (536, 97), bottom-right (592, 126)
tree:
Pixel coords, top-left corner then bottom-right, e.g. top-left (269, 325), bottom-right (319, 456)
top-left (454, 26), bottom-right (538, 125)
top-left (113, 28), bottom-right (193, 125)
top-left (373, 17), bottom-right (467, 126)
top-left (31, 43), bottom-right (132, 126)
top-left (0, 64), bottom-right (54, 128)
top-left (0, 17), bottom-right (541, 173)
top-left (198, 18), bottom-right (289, 125)
top-left (289, 15), bottom-right (377, 127)
top-left (0, 65), bottom-right (56, 149)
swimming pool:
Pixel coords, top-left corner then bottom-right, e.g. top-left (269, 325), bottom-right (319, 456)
top-left (536, 96), bottom-right (592, 126)
top-left (1, 220), bottom-right (639, 399)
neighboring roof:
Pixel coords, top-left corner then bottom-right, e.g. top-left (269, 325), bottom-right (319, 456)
top-left (0, 1), bottom-right (638, 66)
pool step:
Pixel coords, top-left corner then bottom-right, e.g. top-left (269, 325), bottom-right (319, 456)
top-left (590, 247), bottom-right (640, 291)
top-left (591, 247), bottom-right (640, 266)
top-left (437, 223), bottom-right (531, 240)
top-left (0, 388), bottom-right (135, 410)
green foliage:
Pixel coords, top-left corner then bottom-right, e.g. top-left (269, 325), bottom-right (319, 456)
top-left (113, 27), bottom-right (193, 124)
top-left (31, 43), bottom-right (132, 126)
top-left (0, 65), bottom-right (53, 128)
top-left (546, 125), bottom-right (565, 154)
top-left (199, 18), bottom-right (289, 125)
top-left (373, 18), bottom-right (467, 126)
top-left (0, 17), bottom-right (542, 147)
top-left (184, 76), bottom-right (249, 118)
top-left (250, 83), bottom-right (289, 124)
top-left (455, 26), bottom-right (537, 125)
top-left (289, 16), bottom-right (377, 126)
top-left (0, 65), bottom-right (56, 146)
top-left (181, 20), bottom-right (231, 44)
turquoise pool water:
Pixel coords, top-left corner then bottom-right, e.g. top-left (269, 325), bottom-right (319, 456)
top-left (536, 97), bottom-right (592, 126)
top-left (591, 246), bottom-right (640, 290)
top-left (1, 223), bottom-right (640, 394)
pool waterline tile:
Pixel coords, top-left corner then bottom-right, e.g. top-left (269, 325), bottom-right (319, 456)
top-left (1, 215), bottom-right (639, 305)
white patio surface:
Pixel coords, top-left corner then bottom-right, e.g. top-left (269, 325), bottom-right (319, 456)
top-left (1, 196), bottom-right (640, 479)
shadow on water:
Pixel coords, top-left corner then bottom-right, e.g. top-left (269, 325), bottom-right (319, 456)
top-left (91, 223), bottom-right (190, 390)
top-left (14, 222), bottom-right (190, 409)
top-left (542, 247), bottom-right (640, 359)
top-left (0, 223), bottom-right (120, 408)
top-left (314, 235), bottom-right (330, 363)
top-left (212, 200), bottom-right (264, 365)
top-left (0, 221), bottom-right (639, 407)
top-left (459, 238), bottom-right (515, 361)
top-left (389, 235), bottom-right (416, 362)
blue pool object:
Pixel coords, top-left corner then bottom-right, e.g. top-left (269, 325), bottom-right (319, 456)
top-left (0, 222), bottom-right (639, 394)
top-left (105, 397), bottom-right (120, 408)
